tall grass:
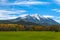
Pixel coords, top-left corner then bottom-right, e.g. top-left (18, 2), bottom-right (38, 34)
top-left (0, 31), bottom-right (60, 40)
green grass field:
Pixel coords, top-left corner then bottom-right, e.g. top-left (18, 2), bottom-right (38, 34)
top-left (0, 31), bottom-right (60, 40)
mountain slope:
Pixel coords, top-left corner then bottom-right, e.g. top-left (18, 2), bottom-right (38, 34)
top-left (0, 14), bottom-right (59, 26)
top-left (11, 14), bottom-right (59, 26)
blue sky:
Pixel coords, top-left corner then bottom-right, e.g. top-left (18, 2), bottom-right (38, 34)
top-left (0, 0), bottom-right (60, 23)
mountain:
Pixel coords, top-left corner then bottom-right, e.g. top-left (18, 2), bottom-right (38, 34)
top-left (10, 14), bottom-right (59, 26)
top-left (0, 14), bottom-right (59, 26)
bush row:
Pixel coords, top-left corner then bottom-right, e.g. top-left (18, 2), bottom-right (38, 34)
top-left (0, 24), bottom-right (59, 32)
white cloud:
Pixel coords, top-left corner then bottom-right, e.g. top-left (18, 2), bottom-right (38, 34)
top-left (20, 14), bottom-right (28, 17)
top-left (54, 20), bottom-right (60, 23)
top-left (52, 9), bottom-right (58, 11)
top-left (52, 16), bottom-right (60, 23)
top-left (43, 15), bottom-right (54, 18)
top-left (0, 0), bottom-right (7, 3)
top-left (0, 0), bottom-right (8, 5)
top-left (42, 15), bottom-right (60, 23)
top-left (0, 15), bottom-right (18, 20)
top-left (54, 0), bottom-right (60, 5)
top-left (52, 9), bottom-right (60, 12)
top-left (57, 10), bottom-right (60, 12)
top-left (0, 0), bottom-right (50, 5)
top-left (0, 10), bottom-right (26, 14)
top-left (12, 1), bottom-right (50, 5)
top-left (43, 15), bottom-right (60, 23)
top-left (0, 10), bottom-right (26, 20)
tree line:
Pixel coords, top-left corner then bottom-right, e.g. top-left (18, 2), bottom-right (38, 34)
top-left (0, 24), bottom-right (60, 32)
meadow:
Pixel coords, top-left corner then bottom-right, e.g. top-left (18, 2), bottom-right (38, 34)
top-left (0, 31), bottom-right (60, 40)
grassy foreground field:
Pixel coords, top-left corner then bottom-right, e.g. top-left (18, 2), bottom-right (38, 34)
top-left (0, 31), bottom-right (60, 40)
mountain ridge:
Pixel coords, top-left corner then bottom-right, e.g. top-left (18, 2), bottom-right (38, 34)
top-left (0, 14), bottom-right (59, 26)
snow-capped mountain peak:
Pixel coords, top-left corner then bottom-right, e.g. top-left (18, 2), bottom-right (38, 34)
top-left (19, 14), bottom-right (41, 20)
top-left (19, 14), bottom-right (53, 21)
top-left (12, 14), bottom-right (59, 26)
top-left (30, 14), bottom-right (41, 20)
